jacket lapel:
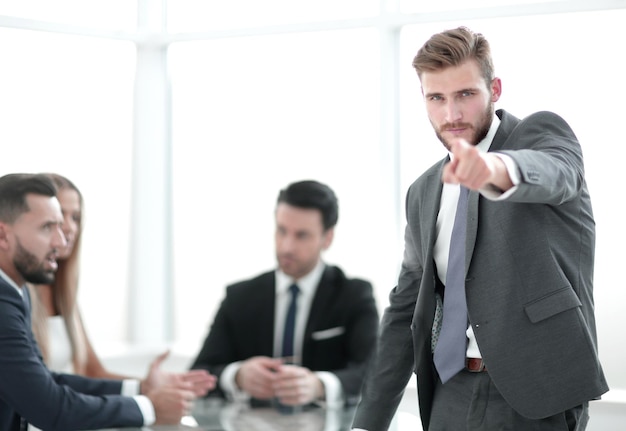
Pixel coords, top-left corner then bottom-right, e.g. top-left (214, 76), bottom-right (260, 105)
top-left (302, 266), bottom-right (336, 360)
top-left (464, 110), bottom-right (520, 270)
top-left (424, 161), bottom-right (446, 254)
top-left (258, 273), bottom-right (277, 356)
top-left (466, 190), bottom-right (479, 272)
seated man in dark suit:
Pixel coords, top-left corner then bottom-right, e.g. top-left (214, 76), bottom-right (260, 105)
top-left (190, 180), bottom-right (379, 408)
top-left (0, 173), bottom-right (216, 431)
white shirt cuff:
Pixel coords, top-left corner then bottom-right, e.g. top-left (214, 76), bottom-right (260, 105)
top-left (481, 153), bottom-right (520, 200)
top-left (121, 379), bottom-right (140, 396)
top-left (220, 361), bottom-right (251, 403)
top-left (133, 395), bottom-right (155, 426)
top-left (315, 371), bottom-right (344, 409)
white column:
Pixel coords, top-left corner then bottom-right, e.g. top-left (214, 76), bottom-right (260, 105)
top-left (378, 0), bottom-right (404, 300)
top-left (128, 0), bottom-right (173, 347)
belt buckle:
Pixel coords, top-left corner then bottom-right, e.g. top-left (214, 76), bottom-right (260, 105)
top-left (466, 358), bottom-right (486, 372)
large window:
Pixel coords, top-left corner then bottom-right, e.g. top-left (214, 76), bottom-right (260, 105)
top-left (1, 1), bottom-right (624, 392)
top-left (0, 0), bottom-right (136, 31)
top-left (167, 0), bottom-right (378, 32)
top-left (0, 27), bottom-right (135, 342)
top-left (169, 28), bottom-right (400, 347)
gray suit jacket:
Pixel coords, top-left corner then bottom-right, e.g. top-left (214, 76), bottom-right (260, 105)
top-left (352, 110), bottom-right (609, 431)
top-left (0, 278), bottom-right (143, 431)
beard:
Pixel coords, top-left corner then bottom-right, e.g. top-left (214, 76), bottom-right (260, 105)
top-left (276, 252), bottom-right (316, 280)
top-left (13, 238), bottom-right (56, 285)
top-left (434, 101), bottom-right (494, 151)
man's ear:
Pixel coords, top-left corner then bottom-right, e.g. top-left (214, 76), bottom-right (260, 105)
top-left (491, 77), bottom-right (502, 102)
top-left (0, 223), bottom-right (12, 251)
top-left (322, 227), bottom-right (334, 250)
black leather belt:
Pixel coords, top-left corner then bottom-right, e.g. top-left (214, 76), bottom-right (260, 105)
top-left (466, 358), bottom-right (487, 372)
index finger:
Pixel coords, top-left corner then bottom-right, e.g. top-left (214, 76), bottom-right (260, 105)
top-left (448, 138), bottom-right (470, 157)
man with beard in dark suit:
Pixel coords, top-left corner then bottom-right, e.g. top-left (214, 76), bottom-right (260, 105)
top-left (0, 173), bottom-right (215, 431)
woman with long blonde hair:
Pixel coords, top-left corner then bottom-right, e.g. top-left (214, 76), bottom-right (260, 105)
top-left (28, 173), bottom-right (110, 375)
top-left (29, 173), bottom-right (214, 383)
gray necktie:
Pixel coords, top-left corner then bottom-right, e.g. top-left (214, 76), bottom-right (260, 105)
top-left (433, 186), bottom-right (469, 383)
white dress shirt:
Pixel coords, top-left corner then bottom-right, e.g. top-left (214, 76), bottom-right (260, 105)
top-left (220, 259), bottom-right (344, 408)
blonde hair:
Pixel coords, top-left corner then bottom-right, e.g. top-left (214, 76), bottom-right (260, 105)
top-left (29, 173), bottom-right (88, 374)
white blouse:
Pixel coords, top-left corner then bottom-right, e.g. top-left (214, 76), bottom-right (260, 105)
top-left (28, 316), bottom-right (74, 431)
top-left (46, 315), bottom-right (74, 373)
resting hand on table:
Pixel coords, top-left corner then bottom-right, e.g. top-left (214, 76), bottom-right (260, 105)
top-left (272, 364), bottom-right (324, 406)
top-left (141, 350), bottom-right (217, 397)
top-left (235, 356), bottom-right (284, 400)
top-left (147, 385), bottom-right (197, 425)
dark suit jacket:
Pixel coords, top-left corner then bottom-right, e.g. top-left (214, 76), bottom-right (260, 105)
top-left (353, 110), bottom-right (609, 430)
top-left (0, 278), bottom-right (143, 431)
top-left (190, 265), bottom-right (379, 405)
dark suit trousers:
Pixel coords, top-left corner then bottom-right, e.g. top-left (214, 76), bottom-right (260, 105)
top-left (429, 370), bottom-right (589, 431)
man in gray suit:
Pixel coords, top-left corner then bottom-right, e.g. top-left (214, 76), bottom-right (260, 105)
top-left (352, 27), bottom-right (608, 431)
top-left (0, 173), bottom-right (215, 430)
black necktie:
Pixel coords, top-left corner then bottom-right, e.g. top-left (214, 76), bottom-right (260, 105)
top-left (434, 186), bottom-right (470, 383)
top-left (281, 284), bottom-right (299, 358)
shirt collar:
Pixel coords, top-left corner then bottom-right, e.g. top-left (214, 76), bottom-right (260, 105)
top-left (0, 267), bottom-right (24, 297)
top-left (478, 113), bottom-right (501, 153)
top-left (276, 259), bottom-right (326, 297)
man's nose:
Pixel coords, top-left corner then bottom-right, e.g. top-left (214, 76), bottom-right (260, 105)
top-left (444, 100), bottom-right (462, 123)
top-left (53, 226), bottom-right (68, 248)
top-left (280, 235), bottom-right (297, 251)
